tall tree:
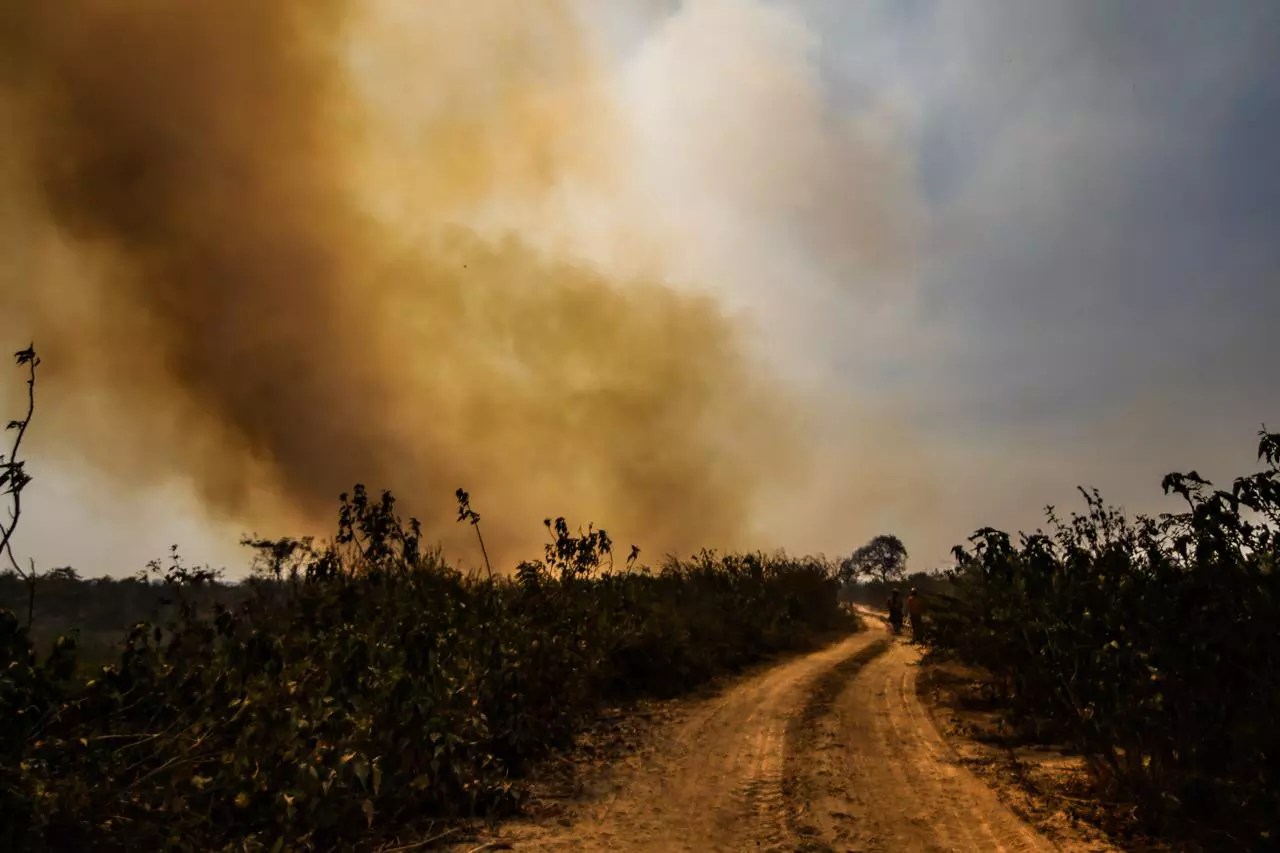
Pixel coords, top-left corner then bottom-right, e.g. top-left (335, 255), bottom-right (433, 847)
top-left (842, 534), bottom-right (908, 585)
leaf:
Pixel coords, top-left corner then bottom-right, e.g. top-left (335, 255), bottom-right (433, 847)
top-left (362, 798), bottom-right (375, 828)
top-left (352, 757), bottom-right (369, 788)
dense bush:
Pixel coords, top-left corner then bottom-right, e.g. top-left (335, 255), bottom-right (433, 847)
top-left (924, 429), bottom-right (1280, 847)
top-left (0, 486), bottom-right (850, 851)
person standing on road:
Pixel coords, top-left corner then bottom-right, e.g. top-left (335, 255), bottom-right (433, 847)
top-left (906, 587), bottom-right (924, 642)
top-left (887, 589), bottom-right (904, 635)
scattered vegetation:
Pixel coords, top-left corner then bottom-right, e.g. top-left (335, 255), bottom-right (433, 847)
top-left (923, 429), bottom-right (1280, 850)
top-left (0, 346), bottom-right (853, 851)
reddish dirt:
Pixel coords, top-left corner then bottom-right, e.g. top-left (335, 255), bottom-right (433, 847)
top-left (445, 617), bottom-right (1119, 852)
top-left (918, 660), bottom-right (1175, 853)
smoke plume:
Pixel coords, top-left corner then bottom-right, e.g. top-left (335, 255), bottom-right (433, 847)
top-left (0, 0), bottom-right (831, 565)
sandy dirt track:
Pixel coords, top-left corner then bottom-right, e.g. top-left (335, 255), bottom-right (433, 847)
top-left (448, 618), bottom-right (1112, 852)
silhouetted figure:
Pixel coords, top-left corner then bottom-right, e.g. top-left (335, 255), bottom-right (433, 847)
top-left (906, 586), bottom-right (924, 642)
top-left (887, 589), bottom-right (904, 635)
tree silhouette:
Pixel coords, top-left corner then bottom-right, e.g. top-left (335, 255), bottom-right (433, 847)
top-left (842, 534), bottom-right (908, 586)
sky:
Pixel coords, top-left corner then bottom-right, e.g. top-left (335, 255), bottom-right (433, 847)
top-left (2, 0), bottom-right (1277, 578)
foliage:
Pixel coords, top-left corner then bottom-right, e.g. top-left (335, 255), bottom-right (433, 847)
top-left (1, 345), bottom-right (40, 627)
top-left (922, 429), bottom-right (1280, 849)
top-left (841, 570), bottom-right (954, 610)
top-left (839, 534), bottom-right (909, 586)
top-left (0, 482), bottom-right (851, 851)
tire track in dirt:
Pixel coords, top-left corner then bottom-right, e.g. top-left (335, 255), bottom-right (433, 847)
top-left (447, 631), bottom-right (887, 852)
top-left (446, 616), bottom-right (1111, 852)
top-left (786, 614), bottom-right (1113, 852)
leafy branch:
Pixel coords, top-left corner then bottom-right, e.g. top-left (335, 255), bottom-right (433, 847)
top-left (1, 344), bottom-right (40, 626)
top-left (455, 488), bottom-right (492, 579)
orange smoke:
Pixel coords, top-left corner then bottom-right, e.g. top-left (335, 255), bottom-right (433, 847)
top-left (0, 0), bottom-right (806, 565)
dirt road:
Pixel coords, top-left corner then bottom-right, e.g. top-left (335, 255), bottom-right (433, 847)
top-left (451, 619), bottom-right (1111, 852)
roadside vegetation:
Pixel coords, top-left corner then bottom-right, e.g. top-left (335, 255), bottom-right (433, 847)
top-left (0, 346), bottom-right (853, 851)
top-left (7, 340), bottom-right (1275, 851)
top-left (920, 429), bottom-right (1279, 850)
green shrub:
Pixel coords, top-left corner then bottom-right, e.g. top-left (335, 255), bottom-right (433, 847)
top-left (0, 486), bottom-right (851, 851)
top-left (924, 429), bottom-right (1279, 848)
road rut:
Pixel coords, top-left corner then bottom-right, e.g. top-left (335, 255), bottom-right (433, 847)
top-left (448, 620), bottom-right (1112, 852)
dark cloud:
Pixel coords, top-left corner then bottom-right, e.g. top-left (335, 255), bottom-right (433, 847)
top-left (792, 0), bottom-right (1280, 560)
top-left (867, 1), bottom-right (1279, 417)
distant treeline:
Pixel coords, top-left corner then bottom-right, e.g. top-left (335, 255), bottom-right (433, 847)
top-left (0, 563), bottom-right (247, 667)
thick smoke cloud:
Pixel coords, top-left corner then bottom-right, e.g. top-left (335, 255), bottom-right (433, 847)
top-left (0, 0), bottom-right (832, 565)
top-left (22, 0), bottom-right (1270, 577)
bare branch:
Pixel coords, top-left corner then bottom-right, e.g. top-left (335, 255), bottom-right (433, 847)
top-left (1, 345), bottom-right (39, 622)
